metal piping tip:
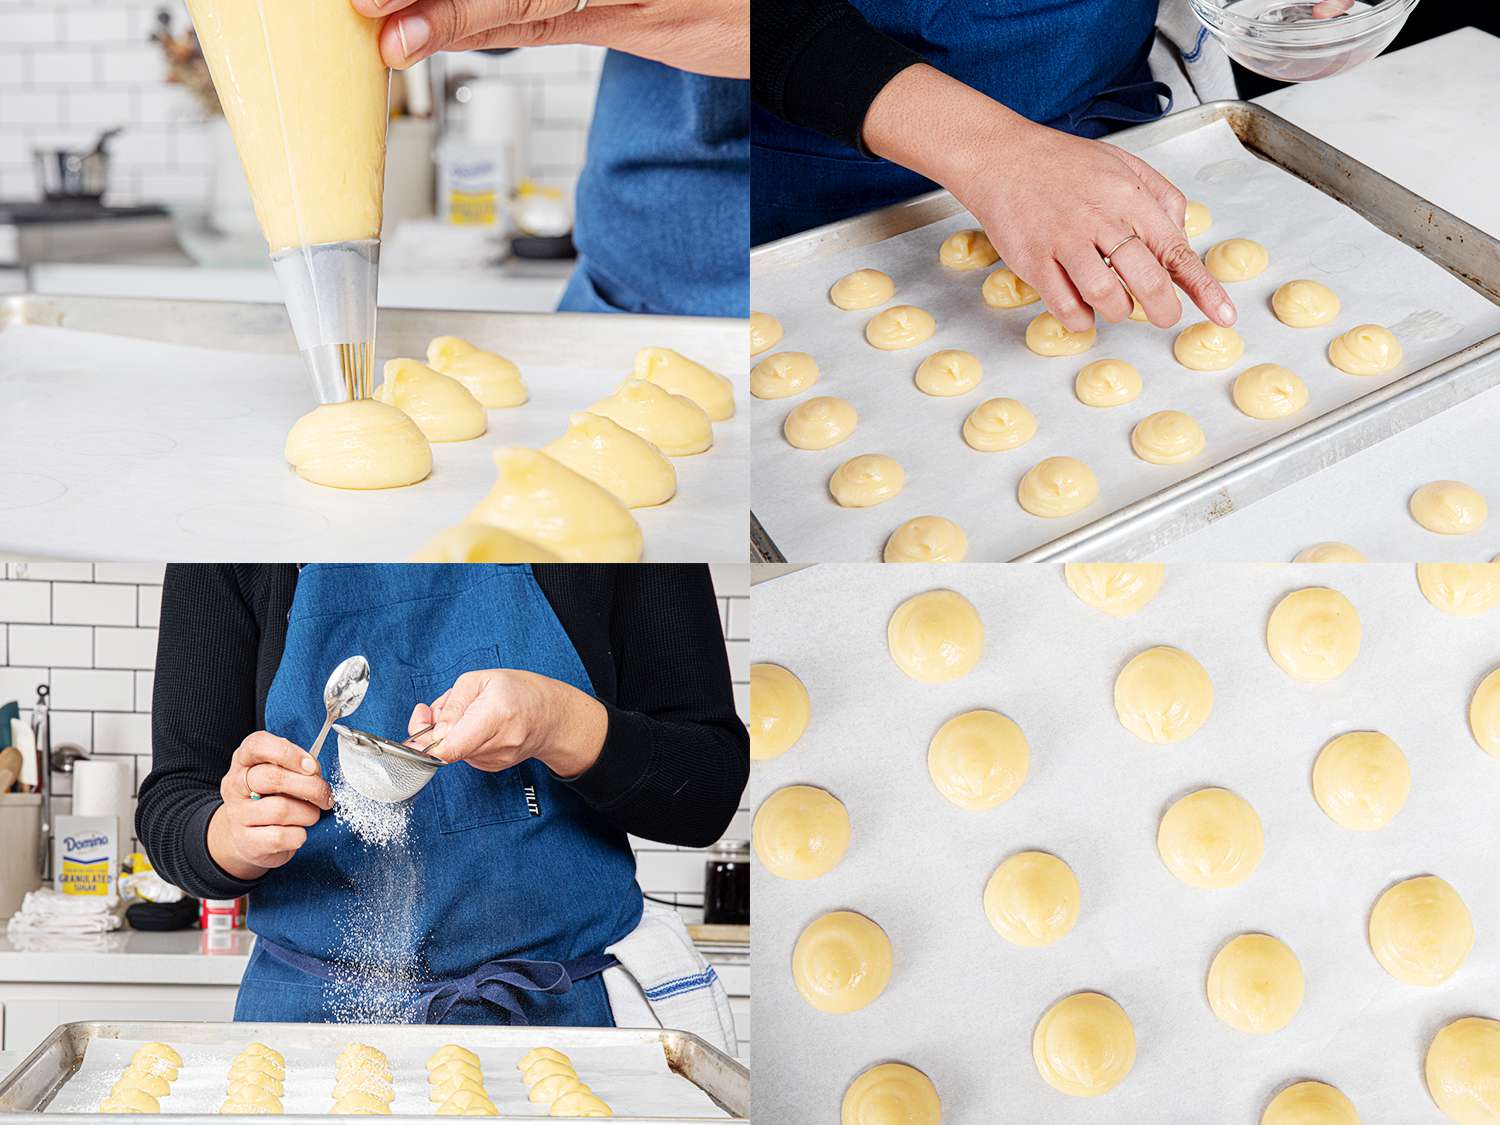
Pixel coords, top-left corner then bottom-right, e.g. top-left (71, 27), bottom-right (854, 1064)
top-left (271, 239), bottom-right (381, 404)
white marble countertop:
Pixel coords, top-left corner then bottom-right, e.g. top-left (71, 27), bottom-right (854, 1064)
top-left (0, 926), bottom-right (254, 985)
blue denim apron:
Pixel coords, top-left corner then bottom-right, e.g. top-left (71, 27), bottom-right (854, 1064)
top-left (560, 52), bottom-right (748, 318)
top-left (750, 0), bottom-right (1169, 245)
top-left (234, 564), bottom-right (643, 1025)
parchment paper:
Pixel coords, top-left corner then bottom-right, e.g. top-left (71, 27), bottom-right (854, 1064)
top-left (749, 120), bottom-right (1500, 562)
top-left (749, 564), bottom-right (1500, 1123)
top-left (0, 325), bottom-right (747, 562)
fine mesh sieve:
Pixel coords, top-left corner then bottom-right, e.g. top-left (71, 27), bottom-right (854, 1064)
top-left (332, 723), bottom-right (445, 804)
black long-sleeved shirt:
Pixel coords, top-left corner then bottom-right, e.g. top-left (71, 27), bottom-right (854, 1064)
top-left (137, 564), bottom-right (749, 901)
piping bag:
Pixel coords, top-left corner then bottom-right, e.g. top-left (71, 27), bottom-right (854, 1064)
top-left (185, 0), bottom-right (392, 404)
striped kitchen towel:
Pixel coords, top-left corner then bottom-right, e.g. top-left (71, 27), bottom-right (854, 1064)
top-left (1152, 0), bottom-right (1238, 108)
top-left (603, 904), bottom-right (737, 1054)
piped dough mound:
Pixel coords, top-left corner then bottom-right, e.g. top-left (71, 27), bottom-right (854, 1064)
top-left (928, 709), bottom-right (1028, 810)
top-left (1074, 359), bottom-right (1141, 407)
top-left (1409, 480), bottom-right (1488, 535)
top-left (429, 1046), bottom-right (481, 1070)
top-left (830, 454), bottom-right (905, 508)
top-left (982, 268), bottom-right (1038, 308)
top-left (1260, 1081), bottom-right (1359, 1125)
top-left (412, 523), bottom-right (560, 563)
top-left (1174, 322), bottom-right (1244, 371)
top-left (1131, 410), bottom-right (1205, 465)
top-left (749, 662), bottom-right (810, 760)
top-left (751, 352), bottom-right (819, 399)
top-left (1113, 645), bottom-right (1214, 744)
top-left (1032, 992), bottom-right (1136, 1098)
top-left (586, 379), bottom-right (712, 456)
top-left (1157, 787), bottom-right (1264, 889)
top-left (840, 1063), bottom-right (941, 1125)
top-left (1313, 731), bottom-right (1410, 830)
top-left (884, 516), bottom-right (969, 563)
top-left (784, 396), bottom-right (857, 450)
top-left (285, 399), bottom-right (432, 490)
top-left (1416, 563), bottom-right (1500, 616)
top-left (1026, 312), bottom-right (1096, 357)
top-left (1207, 933), bottom-right (1304, 1034)
top-left (1205, 238), bottom-right (1268, 282)
top-left (1183, 200), bottom-right (1212, 238)
top-left (1271, 280), bottom-right (1340, 328)
top-left (887, 589), bottom-right (984, 683)
top-left (529, 1074), bottom-right (587, 1104)
top-left (1294, 542), bottom-right (1366, 564)
top-left (938, 229), bottom-right (998, 270)
top-left (984, 851), bottom-right (1078, 947)
top-left (791, 910), bottom-right (893, 1013)
top-left (113, 1070), bottom-right (170, 1100)
top-left (1266, 586), bottom-right (1361, 682)
top-left (518, 1048), bottom-right (572, 1072)
top-left (425, 335), bottom-right (529, 407)
top-left (1426, 1017), bottom-right (1500, 1124)
top-left (829, 268), bottom-right (895, 310)
top-left (1328, 324), bottom-right (1402, 375)
top-left (102, 1087), bottom-right (162, 1114)
top-left (1369, 875), bottom-right (1474, 986)
top-left (749, 311), bottom-right (782, 356)
top-left (465, 448), bottom-right (643, 563)
top-left (375, 358), bottom-right (487, 441)
top-left (753, 785), bottom-right (850, 881)
top-left (633, 346), bottom-right (735, 421)
top-left (1017, 456), bottom-right (1099, 518)
top-left (542, 412), bottom-right (677, 508)
top-left (1063, 563), bottom-right (1164, 617)
top-left (963, 398), bottom-right (1036, 452)
top-left (866, 306), bottom-right (937, 350)
top-left (1233, 364), bottom-right (1309, 420)
top-left (914, 349), bottom-right (981, 396)
top-left (549, 1090), bottom-right (612, 1116)
top-left (1471, 667), bottom-right (1500, 758)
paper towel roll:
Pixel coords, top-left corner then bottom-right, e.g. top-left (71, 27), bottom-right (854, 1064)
top-left (70, 759), bottom-right (134, 829)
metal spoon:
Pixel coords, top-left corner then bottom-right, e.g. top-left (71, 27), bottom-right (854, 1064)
top-left (309, 655), bottom-right (370, 762)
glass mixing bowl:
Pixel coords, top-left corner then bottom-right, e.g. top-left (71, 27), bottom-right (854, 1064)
top-left (1190, 0), bottom-right (1421, 82)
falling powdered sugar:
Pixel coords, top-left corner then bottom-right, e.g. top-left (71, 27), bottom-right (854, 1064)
top-left (332, 775), bottom-right (411, 848)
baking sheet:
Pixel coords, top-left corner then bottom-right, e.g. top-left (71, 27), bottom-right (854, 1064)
top-left (749, 564), bottom-right (1500, 1123)
top-left (749, 119), bottom-right (1500, 562)
top-left (0, 323), bottom-right (747, 562)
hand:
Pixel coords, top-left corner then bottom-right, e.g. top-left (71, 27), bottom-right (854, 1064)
top-left (863, 65), bottom-right (1236, 332)
top-left (350, 0), bottom-right (749, 80)
top-left (207, 732), bottom-right (333, 882)
top-left (408, 668), bottom-right (608, 779)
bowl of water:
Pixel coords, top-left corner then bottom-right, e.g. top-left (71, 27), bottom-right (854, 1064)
top-left (1190, 0), bottom-right (1420, 81)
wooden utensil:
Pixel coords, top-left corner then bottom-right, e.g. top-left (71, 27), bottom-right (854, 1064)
top-left (0, 746), bottom-right (22, 793)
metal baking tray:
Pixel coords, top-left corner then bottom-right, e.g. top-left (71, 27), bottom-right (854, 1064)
top-left (0, 1022), bottom-right (748, 1123)
top-left (749, 100), bottom-right (1500, 562)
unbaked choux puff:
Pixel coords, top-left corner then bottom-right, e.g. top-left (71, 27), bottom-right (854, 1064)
top-left (428, 1074), bottom-right (484, 1106)
top-left (984, 851), bottom-right (1079, 947)
top-left (1205, 238), bottom-right (1269, 282)
top-left (1074, 359), bottom-right (1141, 407)
top-left (542, 412), bottom-right (677, 508)
top-left (1328, 324), bottom-right (1402, 375)
top-left (633, 346), bottom-right (735, 421)
top-left (585, 379), bottom-right (712, 456)
top-left (750, 662), bottom-right (810, 760)
top-left (982, 267), bottom-right (1039, 309)
top-left (1293, 542), bottom-right (1366, 564)
top-left (549, 1091), bottom-right (613, 1117)
top-left (337, 1044), bottom-right (387, 1069)
top-left (928, 709), bottom-right (1028, 811)
top-left (914, 349), bottom-right (982, 396)
top-left (1260, 1081), bottom-right (1360, 1125)
top-left (1032, 992), bottom-right (1136, 1097)
top-left (866, 305), bottom-right (937, 350)
top-left (100, 1087), bottom-right (162, 1114)
top-left (1425, 1016), bottom-right (1500, 1124)
top-left (1207, 933), bottom-right (1304, 1034)
top-left (750, 311), bottom-right (783, 356)
top-left (133, 1043), bottom-right (184, 1070)
top-left (829, 268), bottom-right (896, 310)
top-left (753, 785), bottom-right (851, 881)
top-left (229, 1068), bottom-right (284, 1097)
top-left (220, 1093), bottom-right (283, 1115)
top-left (334, 1074), bottom-right (392, 1103)
top-left (1369, 875), bottom-right (1474, 986)
top-left (436, 1094), bottom-right (499, 1117)
top-left (784, 396), bottom-right (858, 450)
top-left (1156, 788), bottom-right (1264, 889)
top-left (1183, 200), bottom-right (1212, 238)
top-left (1410, 480), bottom-right (1488, 535)
top-left (529, 1075), bottom-right (588, 1104)
top-left (229, 1055), bottom-right (281, 1082)
top-left (427, 1059), bottom-right (482, 1089)
top-left (331, 1090), bottom-right (391, 1115)
top-left (113, 1069), bottom-right (171, 1100)
top-left (284, 400), bottom-right (432, 490)
top-left (375, 358), bottom-right (488, 442)
top-left (887, 589), bottom-right (984, 683)
top-left (751, 351), bottom-right (819, 399)
top-left (1234, 364), bottom-right (1309, 420)
top-left (522, 1058), bottom-right (578, 1087)
top-left (791, 910), bottom-right (893, 1014)
top-left (1131, 410), bottom-right (1206, 465)
top-left (1417, 563), bottom-right (1500, 616)
top-left (239, 1044), bottom-right (283, 1067)
top-left (518, 1047), bottom-right (572, 1072)
top-left (1017, 456), bottom-right (1099, 518)
top-left (1271, 279), bottom-right (1340, 328)
top-left (425, 335), bottom-right (528, 408)
top-left (1266, 586), bottom-right (1361, 682)
top-left (1127, 295), bottom-right (1149, 323)
top-left (939, 228), bottom-right (999, 270)
top-left (1313, 731), bottom-right (1410, 831)
top-left (465, 448), bottom-right (644, 563)
top-left (412, 523), bottom-right (561, 564)
top-left (1173, 322), bottom-right (1244, 371)
top-left (962, 398), bottom-right (1036, 452)
top-left (1063, 563), bottom-right (1165, 617)
top-left (1470, 666), bottom-right (1500, 759)
top-left (841, 1063), bottom-right (941, 1125)
top-left (1025, 311), bottom-right (1096, 357)
top-left (884, 516), bottom-right (969, 563)
top-left (1113, 645), bottom-right (1214, 744)
top-left (829, 454), bottom-right (906, 508)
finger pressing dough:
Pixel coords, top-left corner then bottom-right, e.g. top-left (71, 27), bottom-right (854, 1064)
top-left (866, 306), bottom-right (937, 350)
top-left (1426, 1016), bottom-right (1500, 1124)
top-left (784, 396), bottom-right (858, 450)
top-left (984, 851), bottom-right (1079, 947)
top-left (1261, 1081), bottom-right (1359, 1125)
top-left (1074, 359), bottom-right (1141, 408)
top-left (375, 358), bottom-right (488, 442)
top-left (1294, 542), bottom-right (1366, 564)
top-left (1370, 875), bottom-right (1474, 986)
top-left (1131, 410), bottom-right (1206, 465)
top-left (1271, 280), bottom-right (1340, 328)
top-left (1471, 667), bottom-right (1500, 759)
top-left (1205, 238), bottom-right (1269, 282)
top-left (914, 349), bottom-right (982, 396)
top-left (585, 379), bottom-right (712, 456)
top-left (884, 516), bottom-right (969, 564)
top-left (425, 335), bottom-right (528, 407)
top-left (1032, 992), bottom-right (1136, 1098)
top-left (411, 523), bottom-right (560, 563)
top-left (830, 268), bottom-right (895, 310)
top-left (1266, 587), bottom-right (1361, 682)
top-left (1313, 731), bottom-right (1410, 830)
top-left (1114, 646), bottom-right (1214, 744)
top-left (466, 449), bottom-right (643, 563)
top-left (1410, 480), bottom-right (1488, 535)
top-left (1417, 564), bottom-right (1500, 616)
top-left (751, 352), bottom-right (819, 399)
top-left (750, 662), bottom-right (810, 760)
top-left (830, 454), bottom-right (905, 508)
top-left (1017, 457), bottom-right (1099, 518)
top-left (962, 398), bottom-right (1036, 452)
top-left (939, 229), bottom-right (998, 270)
top-left (523, 1058), bottom-right (576, 1086)
top-left (284, 400), bottom-right (432, 490)
top-left (518, 1048), bottom-right (571, 1072)
top-left (1234, 364), bottom-right (1309, 420)
top-left (983, 268), bottom-right (1039, 309)
top-left (792, 911), bottom-right (893, 1013)
top-left (542, 412), bottom-right (677, 508)
top-left (1026, 312), bottom-right (1096, 357)
top-left (549, 1091), bottom-right (612, 1117)
top-left (1174, 322), bottom-right (1244, 371)
top-left (633, 346), bottom-right (735, 421)
top-left (750, 311), bottom-right (783, 356)
top-left (530, 1075), bottom-right (588, 1103)
top-left (887, 589), bottom-right (984, 683)
top-left (1328, 324), bottom-right (1402, 375)
top-left (1063, 563), bottom-right (1165, 617)
top-left (928, 710), bottom-right (1028, 810)
top-left (1207, 934), bottom-right (1304, 1034)
top-left (841, 1063), bottom-right (941, 1125)
top-left (1183, 200), bottom-right (1212, 238)
top-left (753, 785), bottom-right (850, 881)
top-left (1157, 787), bottom-right (1264, 889)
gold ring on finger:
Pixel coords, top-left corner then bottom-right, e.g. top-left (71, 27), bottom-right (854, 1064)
top-left (1102, 233), bottom-right (1140, 268)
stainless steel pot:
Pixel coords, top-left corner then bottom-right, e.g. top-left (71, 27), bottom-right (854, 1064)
top-left (34, 128), bottom-right (121, 201)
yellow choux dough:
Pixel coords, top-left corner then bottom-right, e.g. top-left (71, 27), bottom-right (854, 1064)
top-left (1063, 563), bottom-right (1165, 618)
top-left (1157, 787), bottom-right (1264, 889)
top-left (1208, 934), bottom-right (1304, 1034)
top-left (334, 1076), bottom-right (391, 1102)
top-left (791, 910), bottom-right (893, 1014)
top-left (1032, 992), bottom-right (1136, 1098)
top-left (1113, 646), bottom-right (1214, 744)
top-left (1370, 875), bottom-right (1474, 986)
top-left (984, 851), bottom-right (1079, 947)
top-left (884, 516), bottom-right (969, 564)
top-left (466, 448), bottom-right (643, 563)
top-left (750, 662), bottom-right (810, 760)
top-left (1271, 280), bottom-right (1340, 328)
top-left (633, 346), bottom-right (735, 421)
top-left (221, 1100), bottom-right (283, 1116)
top-left (428, 1075), bottom-right (483, 1105)
top-left (549, 1091), bottom-right (613, 1117)
top-left (1471, 667), bottom-right (1500, 759)
top-left (1329, 324), bottom-right (1402, 375)
top-left (1261, 1081), bottom-right (1360, 1125)
top-left (374, 358), bottom-right (487, 442)
top-left (1426, 1016), bottom-right (1500, 1124)
top-left (982, 267), bottom-right (1039, 309)
top-left (428, 1059), bottom-right (478, 1084)
top-left (750, 311), bottom-right (783, 356)
top-left (1266, 586), bottom-right (1361, 682)
top-left (751, 351), bottom-right (819, 399)
top-left (530, 1075), bottom-right (588, 1103)
top-left (585, 379), bottom-right (712, 456)
top-left (1017, 456), bottom-right (1099, 518)
top-left (224, 1087), bottom-right (282, 1113)
top-left (101, 1088), bottom-right (162, 1114)
top-left (939, 228), bottom-right (998, 270)
top-left (1417, 564), bottom-right (1500, 616)
top-left (411, 523), bottom-right (560, 563)
top-left (230, 1070), bottom-right (284, 1096)
top-left (841, 1063), bottom-right (941, 1125)
top-left (337, 1045), bottom-right (386, 1068)
top-left (240, 1044), bottom-right (282, 1066)
top-left (1174, 322), bottom-right (1244, 371)
top-left (332, 1090), bottom-right (390, 1115)
top-left (1183, 200), bottom-right (1212, 238)
top-left (518, 1047), bottom-right (572, 1072)
top-left (229, 1056), bottom-right (281, 1081)
top-left (285, 399), bottom-right (432, 490)
top-left (1205, 238), bottom-right (1269, 282)
top-left (928, 709), bottom-right (1028, 811)
top-left (1128, 295), bottom-right (1149, 322)
top-left (914, 349), bottom-right (982, 396)
top-left (1234, 364), bottom-right (1310, 420)
top-left (829, 268), bottom-right (896, 310)
top-left (830, 454), bottom-right (906, 508)
top-left (784, 396), bottom-right (858, 450)
top-left (887, 589), bottom-right (984, 683)
top-left (425, 336), bottom-right (528, 408)
top-left (523, 1058), bottom-right (577, 1086)
top-left (437, 1102), bottom-right (498, 1117)
top-left (753, 785), bottom-right (850, 881)
top-left (962, 398), bottom-right (1036, 452)
top-left (1074, 359), bottom-right (1141, 408)
top-left (429, 1047), bottom-right (479, 1071)
top-left (1294, 542), bottom-right (1366, 564)
top-left (1410, 480), bottom-right (1488, 535)
top-left (134, 1044), bottom-right (184, 1069)
top-left (1131, 410), bottom-right (1206, 465)
top-left (1313, 731), bottom-right (1410, 830)
top-left (866, 305), bottom-right (937, 350)
top-left (1025, 311), bottom-right (1095, 357)
top-left (542, 412), bottom-right (677, 508)
top-left (114, 1071), bottom-right (170, 1100)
